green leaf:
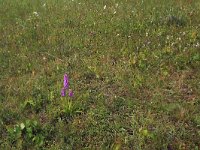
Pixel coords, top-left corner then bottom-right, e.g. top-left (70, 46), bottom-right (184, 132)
top-left (20, 123), bottom-right (25, 130)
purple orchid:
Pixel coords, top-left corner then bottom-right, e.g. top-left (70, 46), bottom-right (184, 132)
top-left (61, 73), bottom-right (74, 98)
top-left (61, 87), bottom-right (66, 97)
top-left (63, 74), bottom-right (69, 90)
top-left (68, 89), bottom-right (74, 97)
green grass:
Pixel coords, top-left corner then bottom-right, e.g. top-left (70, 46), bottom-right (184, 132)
top-left (0, 0), bottom-right (200, 149)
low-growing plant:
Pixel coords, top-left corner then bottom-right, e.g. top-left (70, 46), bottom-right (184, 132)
top-left (7, 120), bottom-right (45, 149)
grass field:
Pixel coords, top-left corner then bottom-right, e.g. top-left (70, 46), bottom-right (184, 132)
top-left (0, 0), bottom-right (200, 149)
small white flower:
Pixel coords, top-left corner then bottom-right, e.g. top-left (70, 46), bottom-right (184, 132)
top-left (104, 5), bottom-right (106, 10)
top-left (33, 11), bottom-right (39, 16)
top-left (43, 3), bottom-right (46, 7)
top-left (177, 37), bottom-right (181, 41)
top-left (166, 35), bottom-right (170, 40)
top-left (113, 10), bottom-right (117, 14)
top-left (196, 42), bottom-right (200, 47)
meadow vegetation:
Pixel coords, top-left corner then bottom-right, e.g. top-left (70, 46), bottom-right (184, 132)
top-left (0, 0), bottom-right (200, 149)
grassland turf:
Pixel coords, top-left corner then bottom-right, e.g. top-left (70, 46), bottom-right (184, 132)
top-left (0, 0), bottom-right (200, 149)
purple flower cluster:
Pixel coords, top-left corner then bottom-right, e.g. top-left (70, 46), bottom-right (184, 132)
top-left (61, 74), bottom-right (74, 97)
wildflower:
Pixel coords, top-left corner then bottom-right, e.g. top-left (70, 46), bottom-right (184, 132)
top-left (61, 74), bottom-right (74, 97)
top-left (166, 35), bottom-right (170, 40)
top-left (43, 56), bottom-right (46, 60)
top-left (33, 12), bottom-right (39, 17)
top-left (63, 74), bottom-right (69, 89)
top-left (104, 5), bottom-right (106, 10)
top-left (61, 88), bottom-right (66, 97)
top-left (61, 74), bottom-right (69, 97)
top-left (68, 89), bottom-right (74, 97)
top-left (195, 42), bottom-right (200, 47)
